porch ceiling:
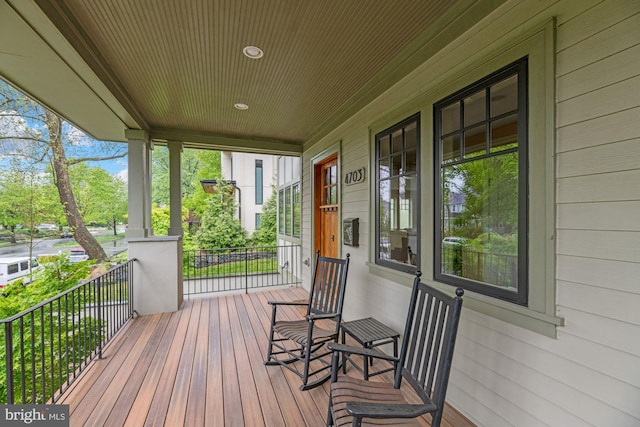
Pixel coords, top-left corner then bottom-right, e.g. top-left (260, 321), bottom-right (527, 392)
top-left (1, 0), bottom-right (505, 153)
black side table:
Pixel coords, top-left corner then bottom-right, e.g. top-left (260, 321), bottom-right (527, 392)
top-left (340, 317), bottom-right (399, 380)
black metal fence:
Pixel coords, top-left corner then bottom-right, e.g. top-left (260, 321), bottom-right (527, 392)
top-left (184, 245), bottom-right (301, 295)
top-left (0, 260), bottom-right (135, 404)
top-left (442, 245), bottom-right (517, 288)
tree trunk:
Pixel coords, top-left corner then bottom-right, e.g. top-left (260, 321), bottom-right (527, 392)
top-left (46, 110), bottom-right (107, 261)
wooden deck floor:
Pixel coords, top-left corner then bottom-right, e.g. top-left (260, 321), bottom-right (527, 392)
top-left (59, 287), bottom-right (475, 427)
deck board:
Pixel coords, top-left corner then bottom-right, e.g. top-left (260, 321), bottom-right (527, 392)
top-left (60, 287), bottom-right (475, 427)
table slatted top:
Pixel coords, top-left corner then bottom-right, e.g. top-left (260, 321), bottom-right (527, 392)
top-left (341, 317), bottom-right (399, 343)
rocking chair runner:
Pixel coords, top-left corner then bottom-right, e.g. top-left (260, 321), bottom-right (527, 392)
top-left (265, 251), bottom-right (350, 391)
top-left (326, 272), bottom-right (464, 427)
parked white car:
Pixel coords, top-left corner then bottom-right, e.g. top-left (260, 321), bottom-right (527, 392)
top-left (69, 249), bottom-right (89, 263)
top-left (0, 257), bottom-right (39, 287)
top-left (36, 224), bottom-right (58, 231)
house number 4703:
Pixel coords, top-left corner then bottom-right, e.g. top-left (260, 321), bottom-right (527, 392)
top-left (344, 167), bottom-right (366, 186)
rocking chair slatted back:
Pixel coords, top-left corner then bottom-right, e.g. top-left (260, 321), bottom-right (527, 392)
top-left (396, 276), bottom-right (464, 411)
top-left (308, 252), bottom-right (349, 317)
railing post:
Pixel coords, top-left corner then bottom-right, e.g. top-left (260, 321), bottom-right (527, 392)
top-left (5, 321), bottom-right (14, 404)
top-left (129, 261), bottom-right (134, 317)
top-left (245, 247), bottom-right (249, 294)
top-left (96, 277), bottom-right (102, 360)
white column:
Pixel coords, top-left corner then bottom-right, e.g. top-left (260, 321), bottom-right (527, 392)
top-left (128, 236), bottom-right (183, 314)
top-left (167, 140), bottom-right (183, 236)
top-left (145, 140), bottom-right (154, 235)
top-left (125, 129), bottom-right (151, 238)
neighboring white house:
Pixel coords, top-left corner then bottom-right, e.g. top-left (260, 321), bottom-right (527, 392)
top-left (220, 151), bottom-right (276, 236)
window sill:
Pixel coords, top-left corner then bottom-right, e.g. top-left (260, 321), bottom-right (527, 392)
top-left (454, 289), bottom-right (564, 338)
top-left (367, 262), bottom-right (564, 338)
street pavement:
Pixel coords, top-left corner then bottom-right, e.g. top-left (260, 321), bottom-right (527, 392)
top-left (0, 232), bottom-right (126, 259)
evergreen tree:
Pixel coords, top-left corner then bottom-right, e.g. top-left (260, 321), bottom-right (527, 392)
top-left (195, 182), bottom-right (247, 249)
top-left (251, 187), bottom-right (277, 247)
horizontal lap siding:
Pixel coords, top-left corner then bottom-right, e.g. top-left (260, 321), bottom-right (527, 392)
top-left (444, 2), bottom-right (640, 424)
top-left (300, 0), bottom-right (640, 426)
top-left (555, 1), bottom-right (640, 427)
top-left (447, 2), bottom-right (640, 425)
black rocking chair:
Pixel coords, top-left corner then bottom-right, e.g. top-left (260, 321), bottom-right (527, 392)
top-left (265, 251), bottom-right (350, 390)
top-left (326, 272), bottom-right (464, 427)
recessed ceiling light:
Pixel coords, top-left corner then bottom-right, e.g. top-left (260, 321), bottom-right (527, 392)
top-left (234, 103), bottom-right (249, 110)
top-left (243, 45), bottom-right (264, 59)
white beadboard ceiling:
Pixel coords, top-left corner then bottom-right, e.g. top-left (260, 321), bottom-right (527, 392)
top-left (6, 0), bottom-right (505, 151)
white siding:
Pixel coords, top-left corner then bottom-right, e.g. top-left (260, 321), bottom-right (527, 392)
top-left (299, 0), bottom-right (640, 426)
top-left (221, 152), bottom-right (276, 235)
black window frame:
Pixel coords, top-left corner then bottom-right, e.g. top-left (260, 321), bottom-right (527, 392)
top-left (374, 113), bottom-right (421, 274)
top-left (255, 212), bottom-right (261, 229)
top-left (277, 181), bottom-right (301, 238)
top-left (292, 183), bottom-right (301, 238)
top-left (278, 189), bottom-right (285, 233)
top-left (255, 159), bottom-right (263, 205)
top-left (434, 57), bottom-right (528, 305)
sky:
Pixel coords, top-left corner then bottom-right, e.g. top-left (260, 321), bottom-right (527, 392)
top-left (87, 156), bottom-right (128, 182)
top-left (1, 79), bottom-right (128, 181)
top-left (0, 111), bottom-right (128, 182)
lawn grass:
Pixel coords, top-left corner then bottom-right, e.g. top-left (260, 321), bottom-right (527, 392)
top-left (54, 233), bottom-right (125, 248)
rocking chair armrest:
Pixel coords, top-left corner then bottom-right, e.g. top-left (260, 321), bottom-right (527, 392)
top-left (327, 342), bottom-right (399, 363)
top-left (346, 402), bottom-right (436, 419)
top-left (267, 300), bottom-right (309, 307)
top-left (306, 312), bottom-right (339, 322)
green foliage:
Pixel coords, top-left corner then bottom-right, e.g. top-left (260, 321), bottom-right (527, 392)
top-left (195, 182), bottom-right (247, 249)
top-left (0, 164), bottom-right (54, 241)
top-left (153, 147), bottom-right (221, 210)
top-left (0, 255), bottom-right (92, 319)
top-left (67, 163), bottom-right (127, 227)
top-left (184, 255), bottom-right (277, 278)
top-left (151, 148), bottom-right (222, 250)
top-left (1, 79), bottom-right (126, 259)
top-left (152, 147), bottom-right (206, 206)
top-left (448, 152), bottom-right (519, 239)
top-left (185, 150), bottom-right (222, 218)
top-left (0, 254), bottom-right (123, 404)
top-left (251, 186), bottom-right (277, 247)
top-left (151, 204), bottom-right (172, 236)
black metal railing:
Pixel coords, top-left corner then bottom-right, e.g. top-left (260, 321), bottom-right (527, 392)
top-left (0, 260), bottom-right (135, 404)
top-left (442, 245), bottom-right (517, 288)
top-left (184, 245), bottom-right (301, 295)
